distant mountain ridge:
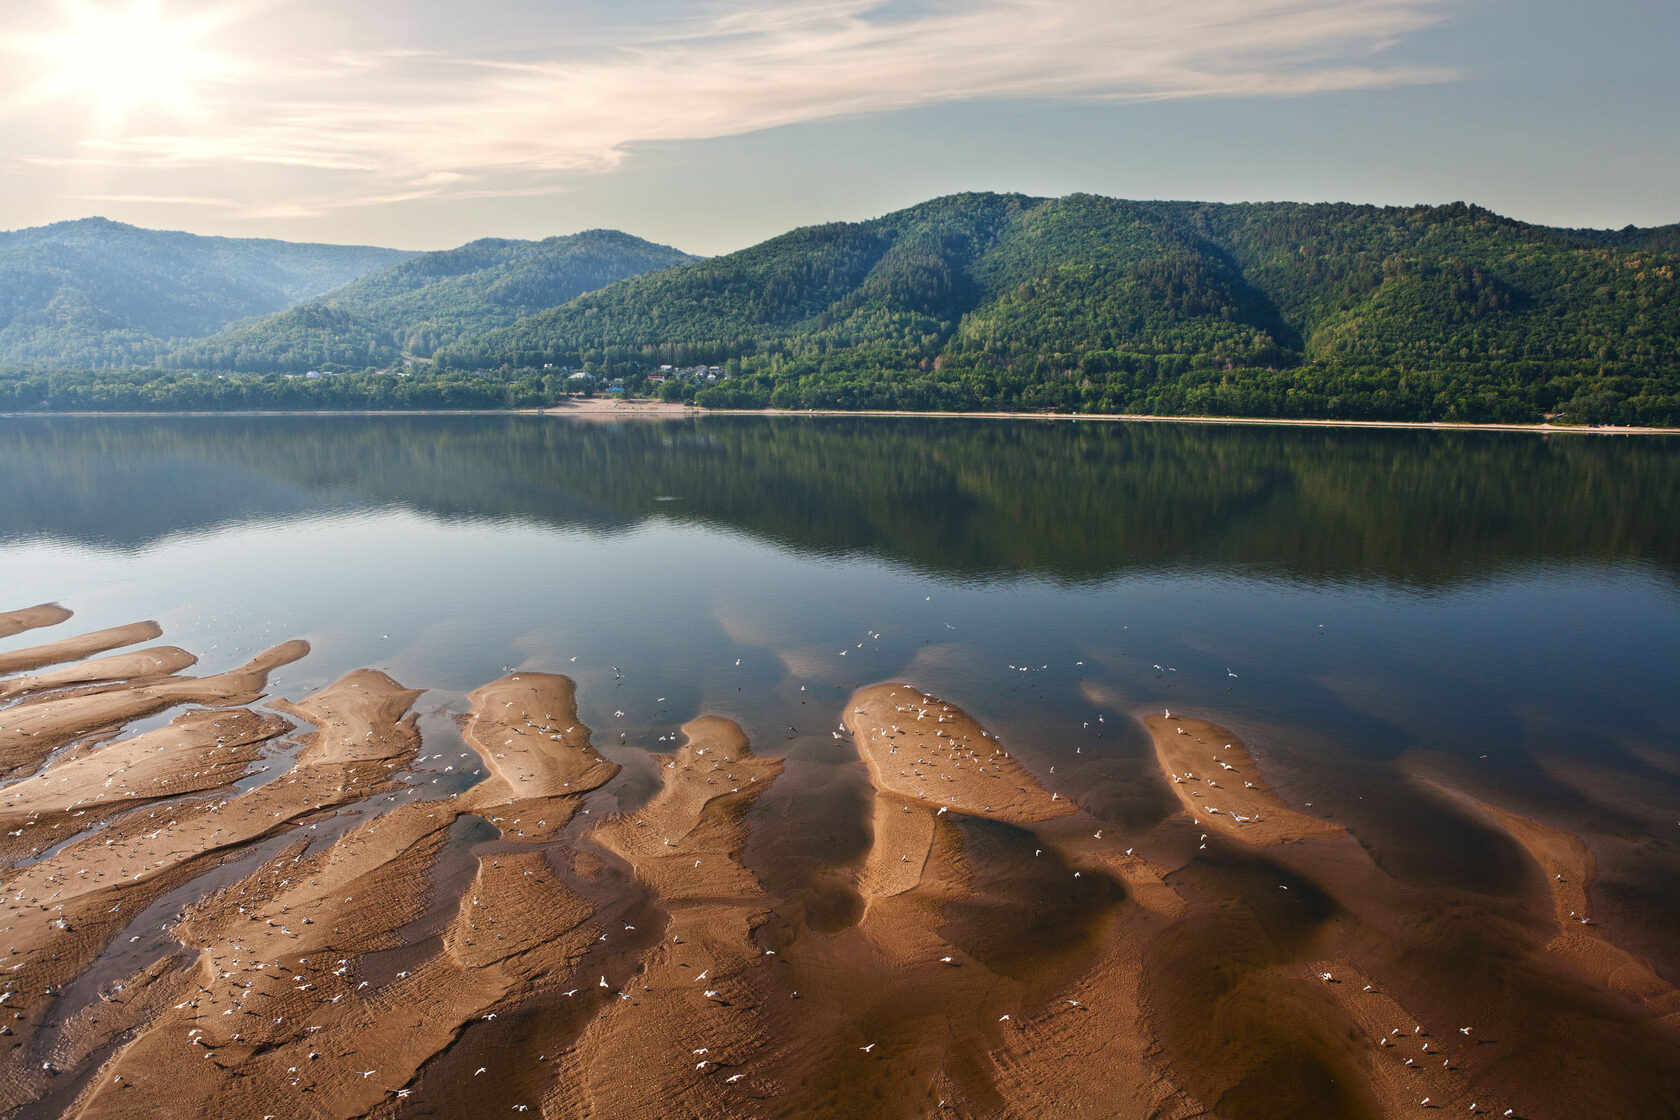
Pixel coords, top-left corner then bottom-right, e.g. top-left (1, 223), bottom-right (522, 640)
top-left (3, 196), bottom-right (1677, 425)
top-left (434, 193), bottom-right (1680, 424)
top-left (167, 229), bottom-right (697, 373)
top-left (0, 218), bottom-right (411, 367)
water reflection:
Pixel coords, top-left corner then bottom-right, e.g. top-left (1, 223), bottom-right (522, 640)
top-left (2, 414), bottom-right (1676, 587)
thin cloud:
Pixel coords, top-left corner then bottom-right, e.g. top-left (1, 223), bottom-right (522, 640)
top-left (5, 0), bottom-right (1461, 213)
top-left (70, 192), bottom-right (237, 207)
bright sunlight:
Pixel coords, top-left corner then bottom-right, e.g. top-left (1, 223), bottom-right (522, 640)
top-left (18, 0), bottom-right (227, 124)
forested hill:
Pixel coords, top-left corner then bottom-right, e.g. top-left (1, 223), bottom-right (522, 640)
top-left (168, 230), bottom-right (697, 373)
top-left (0, 218), bottom-right (410, 368)
top-left (437, 193), bottom-right (1680, 425)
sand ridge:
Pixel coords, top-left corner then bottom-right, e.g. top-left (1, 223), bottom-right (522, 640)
top-left (845, 683), bottom-right (1075, 823)
top-left (68, 671), bottom-right (625, 1118)
top-left (1144, 712), bottom-right (1343, 845)
top-left (456, 672), bottom-right (619, 817)
top-left (1424, 780), bottom-right (1680, 1028)
top-left (0, 669), bottom-right (417, 1097)
top-left (0, 646), bottom-right (199, 703)
top-left (0, 621), bottom-right (164, 676)
top-left (566, 717), bottom-right (788, 1118)
top-left (0, 706), bottom-right (290, 865)
top-left (0, 639), bottom-right (309, 780)
top-left (0, 604), bottom-right (74, 641)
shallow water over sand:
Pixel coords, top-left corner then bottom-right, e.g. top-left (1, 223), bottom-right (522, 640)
top-left (2, 414), bottom-right (1678, 1117)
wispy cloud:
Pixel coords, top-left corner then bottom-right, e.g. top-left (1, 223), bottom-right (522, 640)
top-left (4, 0), bottom-right (1460, 215)
top-left (69, 192), bottom-right (237, 206)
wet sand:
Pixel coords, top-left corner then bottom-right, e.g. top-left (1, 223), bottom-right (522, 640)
top-left (0, 646), bottom-right (198, 702)
top-left (0, 640), bottom-right (307, 780)
top-left (3, 605), bottom-right (1679, 1119)
top-left (1144, 712), bottom-right (1344, 845)
top-left (0, 604), bottom-right (74, 641)
top-left (0, 621), bottom-right (164, 676)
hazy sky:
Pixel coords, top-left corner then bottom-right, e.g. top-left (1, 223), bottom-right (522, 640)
top-left (1, 0), bottom-right (1674, 253)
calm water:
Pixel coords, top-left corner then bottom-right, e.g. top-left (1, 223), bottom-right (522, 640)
top-left (3, 414), bottom-right (1679, 968)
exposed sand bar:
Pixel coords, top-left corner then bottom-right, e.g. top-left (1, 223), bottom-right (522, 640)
top-left (0, 706), bottom-right (288, 864)
top-left (70, 671), bottom-right (621, 1119)
top-left (844, 683), bottom-right (1073, 916)
top-left (0, 640), bottom-right (308, 779)
top-left (0, 620), bottom-right (162, 675)
top-left (572, 718), bottom-right (787, 1117)
top-left (1423, 780), bottom-right (1680, 1027)
top-left (845, 683), bottom-right (1073, 822)
top-left (0, 603), bottom-right (73, 641)
top-left (0, 646), bottom-right (198, 701)
top-left (1143, 712), bottom-right (1342, 844)
top-left (456, 672), bottom-right (618, 814)
top-left (0, 671), bottom-right (415, 1051)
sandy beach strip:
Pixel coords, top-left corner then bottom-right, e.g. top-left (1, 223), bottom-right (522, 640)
top-left (456, 672), bottom-right (618, 815)
top-left (0, 621), bottom-right (163, 676)
top-left (0, 604), bottom-right (74, 641)
top-left (1143, 711), bottom-right (1343, 845)
top-left (0, 640), bottom-right (307, 779)
top-left (0, 646), bottom-right (198, 702)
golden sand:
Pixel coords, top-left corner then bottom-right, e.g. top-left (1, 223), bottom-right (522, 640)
top-left (3, 605), bottom-right (1678, 1119)
top-left (1144, 712), bottom-right (1343, 845)
top-left (0, 604), bottom-right (74, 641)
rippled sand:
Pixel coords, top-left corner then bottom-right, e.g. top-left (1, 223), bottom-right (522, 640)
top-left (1, 602), bottom-right (1677, 1119)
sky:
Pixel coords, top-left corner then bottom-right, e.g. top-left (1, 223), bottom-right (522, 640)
top-left (0, 0), bottom-right (1675, 254)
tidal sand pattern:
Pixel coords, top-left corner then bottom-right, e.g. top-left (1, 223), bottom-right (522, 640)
top-left (1, 602), bottom-right (1677, 1118)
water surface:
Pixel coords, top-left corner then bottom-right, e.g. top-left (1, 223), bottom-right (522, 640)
top-left (2, 413), bottom-right (1678, 1114)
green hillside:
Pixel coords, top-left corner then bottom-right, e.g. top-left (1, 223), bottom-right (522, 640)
top-left (437, 194), bottom-right (1680, 425)
top-left (168, 230), bottom-right (696, 373)
top-left (0, 218), bottom-right (409, 367)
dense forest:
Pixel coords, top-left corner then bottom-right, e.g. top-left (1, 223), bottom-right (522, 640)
top-left (167, 230), bottom-right (695, 372)
top-left (0, 366), bottom-right (563, 412)
top-left (4, 195), bottom-right (1678, 424)
top-left (0, 218), bottom-right (409, 367)
top-left (436, 194), bottom-right (1680, 425)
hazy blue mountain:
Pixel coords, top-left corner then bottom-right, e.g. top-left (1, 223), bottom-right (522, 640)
top-left (0, 217), bottom-right (410, 367)
top-left (168, 229), bottom-right (698, 372)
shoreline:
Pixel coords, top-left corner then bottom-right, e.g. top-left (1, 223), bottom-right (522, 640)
top-left (1, 398), bottom-right (1675, 434)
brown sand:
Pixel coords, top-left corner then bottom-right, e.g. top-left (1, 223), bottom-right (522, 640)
top-left (845, 683), bottom-right (1074, 823)
top-left (6, 612), bottom-right (1680, 1120)
top-left (456, 672), bottom-right (618, 816)
top-left (1425, 782), bottom-right (1680, 1028)
top-left (0, 604), bottom-right (73, 640)
top-left (0, 620), bottom-right (163, 675)
top-left (822, 684), bottom-right (1199, 1118)
top-left (1143, 712), bottom-right (1343, 845)
top-left (63, 671), bottom-right (620, 1119)
top-left (1293, 958), bottom-right (1482, 1115)
top-left (0, 640), bottom-right (307, 779)
top-left (0, 646), bottom-right (198, 702)
top-left (565, 717), bottom-right (787, 1118)
top-left (0, 706), bottom-right (288, 865)
top-left (842, 682), bottom-right (1072, 947)
top-left (0, 667), bottom-right (418, 1108)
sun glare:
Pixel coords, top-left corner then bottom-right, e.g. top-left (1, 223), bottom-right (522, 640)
top-left (23, 0), bottom-right (226, 124)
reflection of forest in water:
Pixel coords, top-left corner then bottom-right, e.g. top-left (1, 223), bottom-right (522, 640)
top-left (2, 414), bottom-right (1676, 587)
